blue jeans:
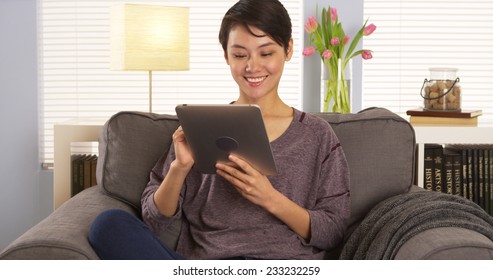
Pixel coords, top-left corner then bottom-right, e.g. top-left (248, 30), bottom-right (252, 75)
top-left (88, 208), bottom-right (184, 260)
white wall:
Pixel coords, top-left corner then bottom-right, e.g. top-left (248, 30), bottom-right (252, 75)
top-left (0, 0), bottom-right (52, 251)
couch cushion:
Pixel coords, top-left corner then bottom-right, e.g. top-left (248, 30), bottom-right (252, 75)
top-left (97, 108), bottom-right (415, 227)
top-left (313, 107), bottom-right (416, 227)
top-left (97, 112), bottom-right (180, 209)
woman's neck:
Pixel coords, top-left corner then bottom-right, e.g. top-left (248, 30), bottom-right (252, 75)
top-left (234, 95), bottom-right (292, 118)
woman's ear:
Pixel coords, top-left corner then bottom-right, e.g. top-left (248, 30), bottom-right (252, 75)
top-left (286, 38), bottom-right (294, 61)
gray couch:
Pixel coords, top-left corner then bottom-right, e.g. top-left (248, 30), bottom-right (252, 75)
top-left (2, 107), bottom-right (493, 259)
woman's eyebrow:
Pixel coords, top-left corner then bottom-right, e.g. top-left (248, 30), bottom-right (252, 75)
top-left (230, 42), bottom-right (276, 50)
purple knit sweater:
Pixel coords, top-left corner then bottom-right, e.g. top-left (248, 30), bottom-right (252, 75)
top-left (141, 108), bottom-right (350, 259)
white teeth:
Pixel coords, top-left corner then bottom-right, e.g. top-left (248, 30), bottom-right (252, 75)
top-left (246, 76), bottom-right (266, 83)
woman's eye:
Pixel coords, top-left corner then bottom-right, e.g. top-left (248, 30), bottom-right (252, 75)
top-left (261, 53), bottom-right (273, 57)
top-left (233, 54), bottom-right (247, 59)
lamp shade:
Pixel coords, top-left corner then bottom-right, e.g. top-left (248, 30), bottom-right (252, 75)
top-left (110, 4), bottom-right (189, 71)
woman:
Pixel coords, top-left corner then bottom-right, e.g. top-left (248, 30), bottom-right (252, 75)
top-left (89, 0), bottom-right (350, 260)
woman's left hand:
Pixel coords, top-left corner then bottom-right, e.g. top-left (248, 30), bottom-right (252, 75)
top-left (215, 154), bottom-right (279, 209)
top-left (217, 154), bottom-right (311, 240)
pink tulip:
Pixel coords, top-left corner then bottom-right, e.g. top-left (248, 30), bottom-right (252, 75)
top-left (322, 49), bottom-right (333, 60)
top-left (302, 46), bottom-right (316, 56)
top-left (330, 37), bottom-right (340, 46)
top-left (362, 50), bottom-right (373, 60)
top-left (363, 23), bottom-right (376, 36)
top-left (304, 16), bottom-right (318, 34)
top-left (342, 35), bottom-right (350, 45)
top-left (330, 7), bottom-right (337, 23)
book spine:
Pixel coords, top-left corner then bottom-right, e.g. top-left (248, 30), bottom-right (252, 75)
top-left (78, 155), bottom-right (86, 195)
top-left (423, 146), bottom-right (434, 191)
top-left (467, 149), bottom-right (474, 201)
top-left (473, 149), bottom-right (480, 206)
top-left (71, 154), bottom-right (80, 197)
top-left (70, 153), bottom-right (98, 197)
top-left (490, 149), bottom-right (493, 215)
top-left (91, 155), bottom-right (97, 187)
top-left (452, 154), bottom-right (462, 196)
top-left (444, 153), bottom-right (454, 195)
top-left (433, 146), bottom-right (444, 193)
top-left (442, 144), bottom-right (493, 216)
top-left (478, 149), bottom-right (485, 210)
top-left (461, 149), bottom-right (469, 200)
top-left (483, 149), bottom-right (491, 215)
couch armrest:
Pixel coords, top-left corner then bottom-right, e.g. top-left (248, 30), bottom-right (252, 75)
top-left (395, 227), bottom-right (493, 260)
top-left (397, 188), bottom-right (493, 259)
top-left (0, 186), bottom-right (137, 260)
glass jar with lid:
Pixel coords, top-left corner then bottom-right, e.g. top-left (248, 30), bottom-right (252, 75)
top-left (421, 68), bottom-right (461, 111)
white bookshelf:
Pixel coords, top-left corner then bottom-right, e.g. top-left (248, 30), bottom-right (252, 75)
top-left (53, 119), bottom-right (105, 209)
top-left (413, 125), bottom-right (493, 187)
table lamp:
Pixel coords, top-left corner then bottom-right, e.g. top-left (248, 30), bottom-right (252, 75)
top-left (110, 4), bottom-right (189, 112)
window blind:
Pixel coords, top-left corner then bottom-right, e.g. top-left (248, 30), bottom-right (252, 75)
top-left (363, 0), bottom-right (493, 125)
top-left (39, 0), bottom-right (303, 166)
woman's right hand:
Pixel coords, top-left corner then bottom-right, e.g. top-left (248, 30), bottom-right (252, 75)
top-left (154, 126), bottom-right (194, 217)
top-left (172, 126), bottom-right (194, 170)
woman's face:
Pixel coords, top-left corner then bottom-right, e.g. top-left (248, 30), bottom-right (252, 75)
top-left (225, 25), bottom-right (293, 102)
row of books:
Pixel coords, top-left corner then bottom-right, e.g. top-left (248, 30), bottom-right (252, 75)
top-left (424, 144), bottom-right (493, 215)
top-left (71, 154), bottom-right (98, 197)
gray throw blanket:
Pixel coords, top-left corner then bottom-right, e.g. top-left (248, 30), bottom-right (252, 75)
top-left (339, 191), bottom-right (493, 259)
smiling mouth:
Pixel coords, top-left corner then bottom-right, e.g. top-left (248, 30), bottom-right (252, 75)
top-left (245, 76), bottom-right (267, 83)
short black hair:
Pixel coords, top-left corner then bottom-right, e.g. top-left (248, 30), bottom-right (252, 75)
top-left (218, 0), bottom-right (292, 55)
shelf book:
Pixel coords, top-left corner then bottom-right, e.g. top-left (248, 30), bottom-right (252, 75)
top-left (423, 144), bottom-right (493, 216)
top-left (71, 154), bottom-right (98, 197)
top-left (407, 108), bottom-right (482, 126)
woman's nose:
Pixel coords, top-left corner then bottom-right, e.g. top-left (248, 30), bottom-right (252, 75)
top-left (246, 56), bottom-right (260, 72)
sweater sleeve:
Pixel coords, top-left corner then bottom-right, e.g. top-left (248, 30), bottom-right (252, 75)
top-left (306, 129), bottom-right (350, 250)
top-left (141, 146), bottom-right (183, 234)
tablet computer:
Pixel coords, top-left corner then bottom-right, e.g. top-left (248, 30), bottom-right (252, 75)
top-left (175, 104), bottom-right (278, 175)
